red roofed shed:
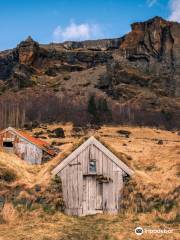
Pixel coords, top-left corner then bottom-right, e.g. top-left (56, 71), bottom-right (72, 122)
top-left (0, 127), bottom-right (55, 164)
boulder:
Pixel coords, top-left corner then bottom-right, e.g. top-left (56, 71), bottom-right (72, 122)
top-left (117, 130), bottom-right (131, 138)
top-left (49, 128), bottom-right (65, 138)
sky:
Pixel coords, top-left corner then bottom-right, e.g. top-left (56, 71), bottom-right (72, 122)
top-left (0, 0), bottom-right (180, 50)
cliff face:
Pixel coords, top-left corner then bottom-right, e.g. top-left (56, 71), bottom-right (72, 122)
top-left (117, 16), bottom-right (180, 97)
top-left (0, 16), bottom-right (180, 128)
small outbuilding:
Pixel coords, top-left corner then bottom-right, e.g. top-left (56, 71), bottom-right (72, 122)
top-left (0, 127), bottom-right (56, 164)
top-left (52, 136), bottom-right (133, 216)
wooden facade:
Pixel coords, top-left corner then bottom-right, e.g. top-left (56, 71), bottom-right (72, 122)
top-left (52, 136), bottom-right (133, 216)
top-left (0, 127), bottom-right (55, 164)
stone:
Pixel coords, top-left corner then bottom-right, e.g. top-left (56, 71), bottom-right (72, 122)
top-left (17, 36), bottom-right (39, 65)
top-left (52, 128), bottom-right (65, 138)
top-left (117, 130), bottom-right (131, 137)
top-left (157, 140), bottom-right (163, 145)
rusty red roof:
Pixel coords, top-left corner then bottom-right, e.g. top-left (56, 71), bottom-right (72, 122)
top-left (0, 127), bottom-right (55, 156)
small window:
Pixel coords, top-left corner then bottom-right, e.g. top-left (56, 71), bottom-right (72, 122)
top-left (89, 159), bottom-right (96, 173)
top-left (3, 141), bottom-right (13, 148)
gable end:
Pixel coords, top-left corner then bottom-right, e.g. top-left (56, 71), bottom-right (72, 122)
top-left (52, 136), bottom-right (134, 176)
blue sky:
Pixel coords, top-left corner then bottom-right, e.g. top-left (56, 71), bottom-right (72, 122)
top-left (0, 0), bottom-right (179, 50)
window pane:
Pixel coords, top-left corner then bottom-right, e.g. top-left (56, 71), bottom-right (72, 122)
top-left (3, 141), bottom-right (13, 148)
top-left (89, 160), bottom-right (96, 172)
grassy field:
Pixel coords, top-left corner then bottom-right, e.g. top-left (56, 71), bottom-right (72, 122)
top-left (0, 124), bottom-right (180, 239)
top-left (0, 209), bottom-right (179, 240)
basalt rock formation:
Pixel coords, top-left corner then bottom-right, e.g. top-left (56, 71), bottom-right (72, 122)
top-left (0, 16), bottom-right (180, 128)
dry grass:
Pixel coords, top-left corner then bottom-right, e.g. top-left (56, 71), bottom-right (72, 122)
top-left (0, 150), bottom-right (41, 186)
top-left (0, 210), bottom-right (179, 240)
top-left (97, 125), bottom-right (180, 220)
top-left (1, 203), bottom-right (18, 224)
top-left (0, 124), bottom-right (180, 239)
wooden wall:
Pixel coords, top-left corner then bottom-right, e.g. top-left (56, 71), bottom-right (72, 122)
top-left (58, 143), bottom-right (124, 216)
top-left (0, 130), bottom-right (43, 164)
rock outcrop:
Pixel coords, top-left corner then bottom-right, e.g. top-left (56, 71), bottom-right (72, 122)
top-left (62, 38), bottom-right (122, 51)
top-left (17, 36), bottom-right (40, 65)
top-left (0, 16), bottom-right (179, 128)
top-left (117, 16), bottom-right (180, 97)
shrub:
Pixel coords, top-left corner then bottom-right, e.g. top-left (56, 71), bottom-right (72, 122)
top-left (63, 75), bottom-right (71, 81)
top-left (161, 109), bottom-right (172, 121)
top-left (87, 95), bottom-right (100, 124)
top-left (54, 128), bottom-right (65, 138)
top-left (88, 95), bottom-right (97, 116)
top-left (0, 167), bottom-right (16, 183)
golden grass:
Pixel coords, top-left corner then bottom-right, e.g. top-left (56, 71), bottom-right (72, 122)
top-left (0, 150), bottom-right (40, 186)
top-left (0, 124), bottom-right (180, 239)
top-left (0, 210), bottom-right (179, 240)
top-left (1, 203), bottom-right (18, 224)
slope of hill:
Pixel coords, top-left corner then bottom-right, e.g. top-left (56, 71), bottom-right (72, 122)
top-left (0, 124), bottom-right (179, 239)
top-left (0, 16), bottom-right (180, 129)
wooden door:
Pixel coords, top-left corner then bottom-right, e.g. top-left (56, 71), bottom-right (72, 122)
top-left (83, 176), bottom-right (103, 215)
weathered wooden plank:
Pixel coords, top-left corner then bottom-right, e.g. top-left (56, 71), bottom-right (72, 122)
top-left (94, 145), bottom-right (99, 173)
top-left (107, 156), bottom-right (113, 179)
top-left (85, 146), bottom-right (89, 175)
top-left (73, 158), bottom-right (79, 209)
top-left (82, 176), bottom-right (87, 215)
top-left (106, 159), bottom-right (114, 212)
top-left (69, 163), bottom-right (73, 209)
top-left (81, 148), bottom-right (85, 175)
top-left (58, 170), bottom-right (67, 209)
top-left (77, 155), bottom-right (83, 210)
top-left (92, 177), bottom-right (97, 212)
top-left (88, 176), bottom-right (91, 211)
top-left (64, 167), bottom-right (69, 209)
top-left (88, 177), bottom-right (91, 211)
top-left (110, 162), bottom-right (117, 212)
top-left (102, 154), bottom-right (108, 177)
top-left (82, 146), bottom-right (89, 175)
top-left (98, 147), bottom-right (103, 174)
top-left (96, 182), bottom-right (103, 210)
top-left (112, 168), bottom-right (123, 211)
top-left (71, 158), bottom-right (76, 209)
top-left (102, 183), bottom-right (108, 212)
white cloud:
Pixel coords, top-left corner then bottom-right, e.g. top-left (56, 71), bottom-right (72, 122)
top-left (53, 22), bottom-right (103, 42)
top-left (169, 0), bottom-right (180, 22)
top-left (147, 0), bottom-right (157, 7)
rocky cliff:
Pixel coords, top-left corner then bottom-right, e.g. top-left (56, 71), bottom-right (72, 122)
top-left (0, 16), bottom-right (180, 128)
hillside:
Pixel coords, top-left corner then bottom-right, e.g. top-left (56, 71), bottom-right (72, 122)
top-left (0, 124), bottom-right (179, 239)
top-left (0, 16), bottom-right (180, 129)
